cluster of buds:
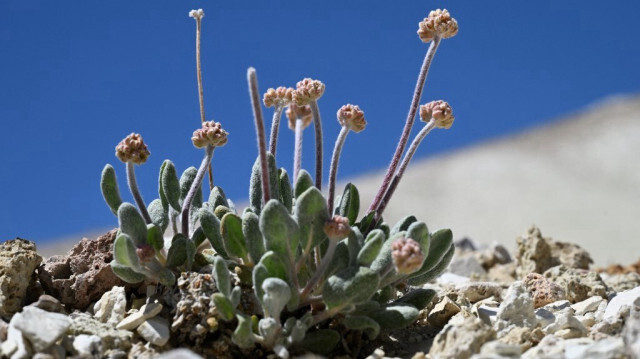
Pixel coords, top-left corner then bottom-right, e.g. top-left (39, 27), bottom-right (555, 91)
top-left (420, 100), bottom-right (454, 129)
top-left (391, 237), bottom-right (424, 274)
top-left (286, 103), bottom-right (313, 130)
top-left (192, 121), bottom-right (229, 148)
top-left (263, 87), bottom-right (294, 108)
top-left (188, 8), bottom-right (205, 20)
top-left (337, 104), bottom-right (366, 133)
top-left (292, 78), bottom-right (325, 106)
top-left (115, 133), bottom-right (150, 164)
top-left (323, 215), bottom-right (351, 240)
top-left (417, 9), bottom-right (458, 42)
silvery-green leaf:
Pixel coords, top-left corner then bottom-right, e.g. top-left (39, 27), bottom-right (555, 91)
top-left (293, 187), bottom-right (329, 249)
top-left (213, 256), bottom-right (231, 297)
top-left (161, 160), bottom-right (181, 212)
top-left (232, 314), bottom-right (255, 349)
top-left (343, 315), bottom-right (380, 340)
top-left (390, 215), bottom-right (417, 236)
top-left (336, 183), bottom-right (359, 225)
top-left (357, 229), bottom-right (385, 267)
top-left (113, 233), bottom-right (138, 267)
top-left (369, 304), bottom-right (419, 330)
top-left (117, 202), bottom-right (147, 247)
top-left (262, 277), bottom-right (291, 318)
top-left (101, 164), bottom-right (122, 216)
top-left (110, 260), bottom-right (145, 283)
top-left (322, 266), bottom-right (380, 309)
top-left (212, 293), bottom-right (235, 321)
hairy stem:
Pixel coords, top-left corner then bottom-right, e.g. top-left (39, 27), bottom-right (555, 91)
top-left (293, 118), bottom-right (304, 183)
top-left (193, 16), bottom-right (214, 191)
top-left (327, 126), bottom-right (350, 214)
top-left (126, 162), bottom-right (152, 224)
top-left (367, 36), bottom-right (441, 215)
top-left (268, 105), bottom-right (284, 157)
top-left (374, 119), bottom-right (436, 222)
top-left (247, 68), bottom-right (271, 204)
top-left (309, 100), bottom-right (323, 190)
top-left (300, 238), bottom-right (338, 300)
top-left (181, 145), bottom-right (214, 235)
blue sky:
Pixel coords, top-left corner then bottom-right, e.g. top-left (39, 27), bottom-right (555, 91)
top-left (1, 1), bottom-right (639, 244)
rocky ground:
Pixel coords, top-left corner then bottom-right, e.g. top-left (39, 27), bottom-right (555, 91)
top-left (1, 226), bottom-right (639, 358)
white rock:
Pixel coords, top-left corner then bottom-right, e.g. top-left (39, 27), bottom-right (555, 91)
top-left (156, 349), bottom-right (204, 359)
top-left (571, 296), bottom-right (604, 316)
top-left (73, 334), bottom-right (103, 358)
top-left (562, 337), bottom-right (595, 359)
top-left (428, 296), bottom-right (461, 327)
top-left (535, 308), bottom-right (556, 328)
top-left (11, 306), bottom-right (71, 352)
top-left (604, 286), bottom-right (640, 321)
top-left (448, 255), bottom-right (487, 277)
top-left (5, 322), bottom-right (31, 359)
top-left (437, 272), bottom-right (470, 285)
top-left (576, 313), bottom-right (596, 328)
top-left (476, 305), bottom-right (499, 325)
top-left (456, 282), bottom-right (503, 303)
top-left (623, 309), bottom-right (640, 358)
top-left (494, 281), bottom-right (536, 337)
top-left (94, 286), bottom-right (127, 326)
top-left (479, 341), bottom-right (521, 357)
top-left (116, 302), bottom-right (162, 330)
top-left (137, 317), bottom-right (170, 346)
top-left (543, 308), bottom-right (587, 339)
top-left (542, 299), bottom-right (572, 312)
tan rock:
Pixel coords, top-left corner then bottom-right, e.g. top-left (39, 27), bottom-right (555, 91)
top-left (428, 296), bottom-right (461, 327)
top-left (429, 316), bottom-right (495, 359)
top-left (0, 239), bottom-right (42, 317)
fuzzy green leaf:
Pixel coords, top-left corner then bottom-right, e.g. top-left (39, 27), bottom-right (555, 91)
top-left (393, 288), bottom-right (437, 310)
top-left (191, 226), bottom-right (206, 248)
top-left (323, 266), bottom-right (380, 309)
top-left (232, 314), bottom-right (255, 349)
top-left (117, 202), bottom-right (148, 247)
top-left (279, 168), bottom-right (293, 213)
top-left (113, 233), bottom-right (138, 267)
top-left (357, 229), bottom-right (385, 267)
top-left (214, 205), bottom-right (231, 220)
top-left (242, 211), bottom-right (265, 265)
top-left (249, 154), bottom-right (279, 214)
top-left (208, 186), bottom-right (229, 209)
top-left (357, 211), bottom-right (376, 233)
top-left (221, 213), bottom-right (248, 260)
top-left (200, 207), bottom-right (228, 258)
top-left (407, 228), bottom-right (453, 282)
top-left (348, 227), bottom-right (364, 267)
top-left (110, 260), bottom-right (145, 283)
top-left (165, 233), bottom-right (188, 268)
top-left (161, 160), bottom-right (181, 212)
top-left (213, 257), bottom-right (231, 297)
top-left (148, 199), bottom-right (169, 234)
top-left (294, 187), bottom-right (329, 249)
top-left (146, 223), bottom-right (164, 251)
top-left (369, 304), bottom-right (419, 331)
top-left (326, 241), bottom-right (349, 276)
top-left (260, 199), bottom-right (299, 259)
top-left (390, 215), bottom-right (417, 236)
top-left (262, 278), bottom-right (291, 318)
top-left (343, 315), bottom-right (380, 340)
top-left (406, 221), bottom-right (430, 256)
top-left (295, 329), bottom-right (340, 354)
top-left (369, 232), bottom-right (406, 274)
top-left (336, 183), bottom-right (360, 225)
top-left (293, 169), bottom-right (313, 198)
top-left (158, 160), bottom-right (169, 209)
top-left (101, 164), bottom-right (123, 216)
top-left (213, 293), bottom-right (235, 322)
top-left (253, 251), bottom-right (289, 305)
top-left (179, 167), bottom-right (202, 209)
top-left (407, 243), bottom-right (455, 286)
top-left (157, 268), bottom-right (176, 286)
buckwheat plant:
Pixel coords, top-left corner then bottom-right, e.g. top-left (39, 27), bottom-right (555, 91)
top-left (100, 8), bottom-right (458, 357)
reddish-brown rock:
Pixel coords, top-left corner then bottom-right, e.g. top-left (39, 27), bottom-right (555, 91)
top-left (37, 229), bottom-right (130, 310)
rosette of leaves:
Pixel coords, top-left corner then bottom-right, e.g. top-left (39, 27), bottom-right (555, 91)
top-left (204, 163), bottom-right (453, 355)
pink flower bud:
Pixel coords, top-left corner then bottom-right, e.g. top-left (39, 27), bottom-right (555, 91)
top-left (417, 9), bottom-right (458, 43)
top-left (263, 87), bottom-right (294, 108)
top-left (192, 121), bottom-right (229, 148)
top-left (392, 237), bottom-right (424, 275)
top-left (286, 104), bottom-right (313, 130)
top-left (292, 78), bottom-right (325, 106)
top-left (115, 133), bottom-right (150, 164)
top-left (419, 100), bottom-right (454, 129)
top-left (323, 215), bottom-right (351, 241)
top-left (337, 104), bottom-right (366, 133)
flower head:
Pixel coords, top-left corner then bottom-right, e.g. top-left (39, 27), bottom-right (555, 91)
top-left (337, 104), bottom-right (366, 133)
top-left (115, 133), bottom-right (150, 164)
top-left (136, 244), bottom-right (155, 263)
top-left (189, 9), bottom-right (205, 20)
top-left (420, 100), bottom-right (454, 129)
top-left (391, 237), bottom-right (424, 275)
top-left (323, 215), bottom-right (351, 241)
top-left (192, 121), bottom-right (228, 148)
top-left (286, 103), bottom-right (313, 130)
top-left (292, 78), bottom-right (325, 106)
top-left (263, 87), bottom-right (294, 108)
top-left (417, 9), bottom-right (458, 43)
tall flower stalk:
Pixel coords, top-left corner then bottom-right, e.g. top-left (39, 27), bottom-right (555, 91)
top-left (374, 100), bottom-right (454, 221)
top-left (263, 87), bottom-right (294, 157)
top-left (287, 104), bottom-right (313, 183)
top-left (247, 67), bottom-right (271, 204)
top-left (367, 9), bottom-right (458, 222)
top-left (327, 104), bottom-right (366, 214)
top-left (115, 133), bottom-right (152, 224)
top-left (292, 78), bottom-right (326, 190)
top-left (189, 9), bottom-right (215, 191)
